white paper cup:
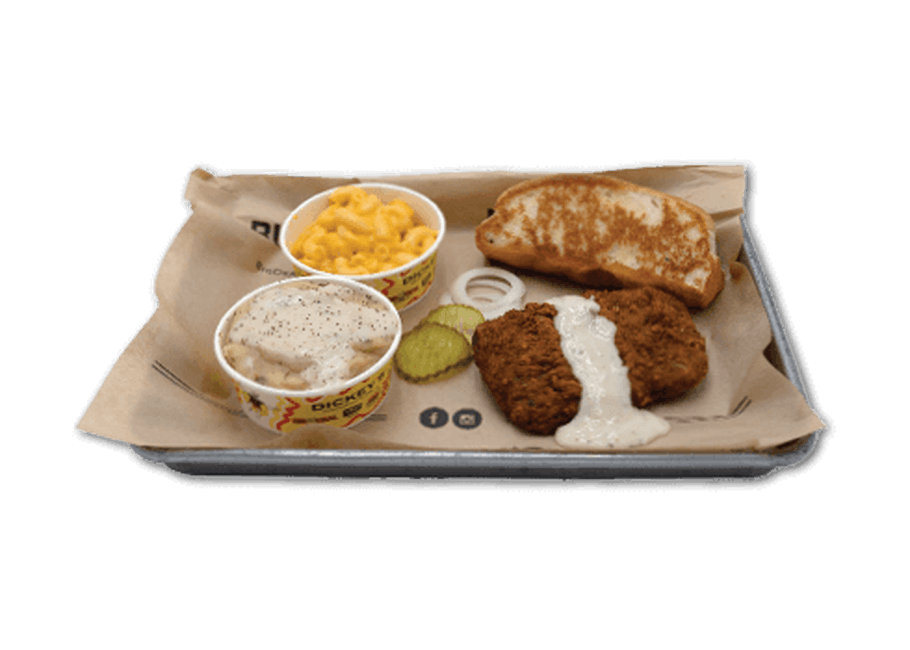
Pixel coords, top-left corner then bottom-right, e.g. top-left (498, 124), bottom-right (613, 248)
top-left (280, 183), bottom-right (445, 311)
top-left (214, 276), bottom-right (402, 434)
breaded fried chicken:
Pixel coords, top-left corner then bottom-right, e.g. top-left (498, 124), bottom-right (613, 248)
top-left (471, 303), bottom-right (581, 435)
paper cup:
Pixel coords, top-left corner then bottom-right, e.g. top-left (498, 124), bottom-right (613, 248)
top-left (214, 277), bottom-right (402, 434)
top-left (280, 183), bottom-right (445, 311)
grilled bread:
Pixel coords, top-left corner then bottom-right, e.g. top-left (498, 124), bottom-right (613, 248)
top-left (475, 174), bottom-right (724, 309)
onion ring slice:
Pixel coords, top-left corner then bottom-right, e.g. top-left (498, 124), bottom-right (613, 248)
top-left (449, 267), bottom-right (526, 320)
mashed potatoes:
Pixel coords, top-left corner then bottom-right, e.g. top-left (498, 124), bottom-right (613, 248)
top-left (221, 281), bottom-right (399, 391)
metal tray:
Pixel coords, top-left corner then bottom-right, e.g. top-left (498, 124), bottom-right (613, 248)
top-left (133, 216), bottom-right (823, 479)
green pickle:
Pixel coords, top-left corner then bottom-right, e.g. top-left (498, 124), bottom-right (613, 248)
top-left (421, 304), bottom-right (485, 342)
top-left (394, 322), bottom-right (474, 384)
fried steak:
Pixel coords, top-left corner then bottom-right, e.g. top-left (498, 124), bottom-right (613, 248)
top-left (584, 286), bottom-right (708, 408)
top-left (471, 303), bottom-right (581, 435)
top-left (472, 287), bottom-right (708, 435)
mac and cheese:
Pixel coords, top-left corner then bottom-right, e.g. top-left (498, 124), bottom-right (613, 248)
top-left (290, 186), bottom-right (438, 276)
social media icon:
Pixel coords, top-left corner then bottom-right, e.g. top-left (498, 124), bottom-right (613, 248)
top-left (419, 407), bottom-right (448, 429)
top-left (453, 408), bottom-right (482, 430)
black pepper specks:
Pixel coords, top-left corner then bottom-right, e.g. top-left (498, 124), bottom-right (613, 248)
top-left (223, 282), bottom-right (398, 387)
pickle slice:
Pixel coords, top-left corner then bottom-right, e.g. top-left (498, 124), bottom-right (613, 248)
top-left (394, 322), bottom-right (474, 384)
top-left (421, 304), bottom-right (485, 342)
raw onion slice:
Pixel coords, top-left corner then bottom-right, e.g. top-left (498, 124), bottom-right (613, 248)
top-left (449, 267), bottom-right (526, 320)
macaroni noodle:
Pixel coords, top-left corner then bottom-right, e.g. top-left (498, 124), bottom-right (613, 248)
top-left (290, 186), bottom-right (438, 275)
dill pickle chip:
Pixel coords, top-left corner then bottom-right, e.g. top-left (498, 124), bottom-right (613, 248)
top-left (394, 322), bottom-right (474, 384)
top-left (421, 304), bottom-right (485, 342)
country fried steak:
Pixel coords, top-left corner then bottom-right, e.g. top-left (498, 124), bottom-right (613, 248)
top-left (471, 287), bottom-right (708, 436)
top-left (471, 303), bottom-right (581, 435)
top-left (584, 286), bottom-right (708, 408)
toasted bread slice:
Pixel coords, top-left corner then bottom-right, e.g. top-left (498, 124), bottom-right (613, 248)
top-left (475, 174), bottom-right (724, 309)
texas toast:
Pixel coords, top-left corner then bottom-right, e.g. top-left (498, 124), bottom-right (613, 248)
top-left (475, 174), bottom-right (724, 309)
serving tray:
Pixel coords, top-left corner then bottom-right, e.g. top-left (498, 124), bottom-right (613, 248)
top-left (132, 216), bottom-right (822, 479)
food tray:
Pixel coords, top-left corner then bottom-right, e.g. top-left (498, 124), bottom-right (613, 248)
top-left (132, 215), bottom-right (822, 479)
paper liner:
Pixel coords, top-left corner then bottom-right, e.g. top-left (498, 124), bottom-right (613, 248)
top-left (78, 165), bottom-right (825, 453)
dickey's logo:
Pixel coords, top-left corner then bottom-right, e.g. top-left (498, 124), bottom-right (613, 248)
top-left (310, 380), bottom-right (378, 411)
top-left (267, 362), bottom-right (394, 432)
top-left (379, 253), bottom-right (436, 309)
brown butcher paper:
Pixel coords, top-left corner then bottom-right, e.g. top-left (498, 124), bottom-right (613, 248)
top-left (78, 165), bottom-right (825, 453)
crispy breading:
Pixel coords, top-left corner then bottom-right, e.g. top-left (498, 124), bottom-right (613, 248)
top-left (583, 286), bottom-right (708, 408)
top-left (472, 287), bottom-right (708, 436)
top-left (471, 303), bottom-right (581, 436)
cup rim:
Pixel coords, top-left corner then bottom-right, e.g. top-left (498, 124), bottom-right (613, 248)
top-left (213, 275), bottom-right (403, 399)
top-left (279, 182), bottom-right (446, 281)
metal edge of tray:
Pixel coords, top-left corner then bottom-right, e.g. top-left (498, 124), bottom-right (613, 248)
top-left (132, 214), bottom-right (822, 479)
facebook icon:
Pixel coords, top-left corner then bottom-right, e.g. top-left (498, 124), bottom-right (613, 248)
top-left (419, 407), bottom-right (448, 429)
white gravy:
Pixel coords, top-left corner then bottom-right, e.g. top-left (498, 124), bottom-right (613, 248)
top-left (224, 282), bottom-right (398, 390)
top-left (547, 295), bottom-right (670, 449)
